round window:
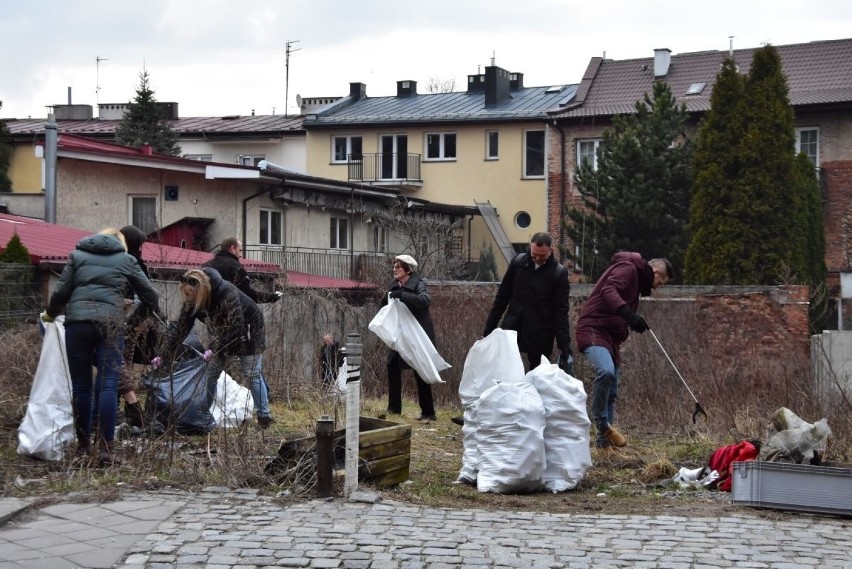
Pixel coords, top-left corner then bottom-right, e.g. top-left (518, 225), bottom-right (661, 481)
top-left (515, 211), bottom-right (531, 229)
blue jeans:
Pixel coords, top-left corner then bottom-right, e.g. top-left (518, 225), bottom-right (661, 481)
top-left (205, 353), bottom-right (271, 423)
top-left (584, 345), bottom-right (619, 448)
top-left (65, 321), bottom-right (125, 446)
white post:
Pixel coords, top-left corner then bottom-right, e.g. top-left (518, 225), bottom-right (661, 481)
top-left (344, 333), bottom-right (362, 497)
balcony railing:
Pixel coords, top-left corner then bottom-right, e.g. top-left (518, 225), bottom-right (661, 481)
top-left (347, 153), bottom-right (422, 184)
top-left (244, 245), bottom-right (389, 281)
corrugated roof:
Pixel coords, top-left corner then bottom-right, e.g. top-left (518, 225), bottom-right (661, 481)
top-left (3, 114), bottom-right (304, 137)
top-left (0, 213), bottom-right (376, 290)
top-left (552, 38), bottom-right (852, 119)
top-left (305, 85), bottom-right (578, 127)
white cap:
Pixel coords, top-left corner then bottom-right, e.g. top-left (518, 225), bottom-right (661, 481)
top-left (394, 254), bottom-right (418, 270)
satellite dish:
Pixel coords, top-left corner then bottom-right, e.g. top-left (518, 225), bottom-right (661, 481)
top-left (295, 94), bottom-right (302, 107)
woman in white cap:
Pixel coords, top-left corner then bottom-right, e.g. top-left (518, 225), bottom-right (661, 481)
top-left (382, 254), bottom-right (437, 421)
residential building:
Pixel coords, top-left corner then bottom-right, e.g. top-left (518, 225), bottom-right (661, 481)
top-left (548, 38), bottom-right (852, 328)
top-left (302, 66), bottom-right (578, 271)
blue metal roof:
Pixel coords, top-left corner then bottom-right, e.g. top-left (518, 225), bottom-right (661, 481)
top-left (304, 84), bottom-right (578, 127)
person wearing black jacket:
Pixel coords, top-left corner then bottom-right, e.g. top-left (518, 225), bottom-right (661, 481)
top-left (157, 267), bottom-right (275, 429)
top-left (203, 236), bottom-right (281, 304)
top-left (483, 232), bottom-right (573, 373)
top-left (382, 254), bottom-right (437, 421)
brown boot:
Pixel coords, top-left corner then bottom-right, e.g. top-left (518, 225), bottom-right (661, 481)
top-left (604, 426), bottom-right (627, 447)
top-left (97, 440), bottom-right (123, 467)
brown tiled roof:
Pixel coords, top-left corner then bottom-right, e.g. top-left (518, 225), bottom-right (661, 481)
top-left (552, 38), bottom-right (852, 119)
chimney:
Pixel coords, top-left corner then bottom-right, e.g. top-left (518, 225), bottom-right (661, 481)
top-left (396, 80), bottom-right (417, 97)
top-left (349, 82), bottom-right (367, 101)
top-left (484, 65), bottom-right (511, 107)
top-left (509, 72), bottom-right (524, 90)
top-left (467, 73), bottom-right (486, 93)
top-left (654, 48), bottom-right (672, 78)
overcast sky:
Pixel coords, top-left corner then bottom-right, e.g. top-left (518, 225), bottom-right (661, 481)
top-left (2, 0), bottom-right (850, 120)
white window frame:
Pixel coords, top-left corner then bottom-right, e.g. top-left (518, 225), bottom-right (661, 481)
top-left (373, 225), bottom-right (389, 253)
top-left (238, 154), bottom-right (265, 166)
top-left (795, 127), bottom-right (820, 168)
top-left (485, 130), bottom-right (499, 160)
top-left (330, 217), bottom-right (349, 250)
top-left (184, 153), bottom-right (213, 162)
top-left (128, 195), bottom-right (158, 235)
top-left (424, 132), bottom-right (457, 161)
top-left (577, 138), bottom-right (603, 171)
top-left (259, 209), bottom-right (282, 245)
top-left (523, 130), bottom-right (545, 178)
top-left (332, 135), bottom-right (363, 163)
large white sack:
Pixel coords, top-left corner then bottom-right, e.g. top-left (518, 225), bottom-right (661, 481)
top-left (368, 297), bottom-right (449, 384)
top-left (458, 329), bottom-right (525, 407)
top-left (456, 330), bottom-right (526, 484)
top-left (212, 372), bottom-right (253, 428)
top-left (527, 358), bottom-right (592, 492)
top-left (476, 380), bottom-right (546, 493)
top-left (17, 317), bottom-right (75, 461)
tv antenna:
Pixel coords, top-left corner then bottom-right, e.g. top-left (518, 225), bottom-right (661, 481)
top-left (96, 55), bottom-right (109, 108)
top-left (285, 40), bottom-right (301, 117)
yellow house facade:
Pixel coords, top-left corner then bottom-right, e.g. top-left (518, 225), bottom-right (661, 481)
top-left (304, 66), bottom-right (577, 275)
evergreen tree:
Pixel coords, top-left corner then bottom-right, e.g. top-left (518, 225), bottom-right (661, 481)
top-left (565, 81), bottom-right (692, 280)
top-left (791, 152), bottom-right (827, 332)
top-left (0, 101), bottom-right (12, 192)
top-left (684, 58), bottom-right (746, 283)
top-left (0, 233), bottom-right (31, 264)
top-left (115, 71), bottom-right (181, 156)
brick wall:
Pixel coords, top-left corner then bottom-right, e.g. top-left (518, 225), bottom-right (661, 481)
top-left (822, 160), bottom-right (852, 274)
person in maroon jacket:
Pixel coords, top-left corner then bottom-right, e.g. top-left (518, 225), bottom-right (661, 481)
top-left (575, 252), bottom-right (673, 449)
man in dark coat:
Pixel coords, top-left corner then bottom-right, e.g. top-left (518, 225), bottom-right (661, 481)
top-left (318, 333), bottom-right (343, 388)
top-left (483, 232), bottom-right (572, 372)
top-left (203, 236), bottom-right (281, 304)
top-left (575, 252), bottom-right (673, 450)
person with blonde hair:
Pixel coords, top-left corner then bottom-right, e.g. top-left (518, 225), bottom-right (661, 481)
top-left (156, 267), bottom-right (274, 429)
top-left (41, 228), bottom-right (160, 466)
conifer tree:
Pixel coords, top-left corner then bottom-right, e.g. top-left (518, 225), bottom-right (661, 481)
top-left (791, 152), bottom-right (827, 332)
top-left (566, 81), bottom-right (692, 280)
top-left (0, 233), bottom-right (31, 264)
top-left (115, 71), bottom-right (181, 156)
top-left (684, 58), bottom-right (746, 283)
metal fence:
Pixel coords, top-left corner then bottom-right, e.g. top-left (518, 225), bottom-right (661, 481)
top-left (0, 263), bottom-right (41, 328)
top-left (244, 246), bottom-right (389, 281)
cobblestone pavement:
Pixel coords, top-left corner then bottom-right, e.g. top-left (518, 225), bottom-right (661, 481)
top-left (115, 487), bottom-right (852, 569)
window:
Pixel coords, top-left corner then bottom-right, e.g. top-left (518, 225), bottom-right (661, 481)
top-left (380, 134), bottom-right (408, 179)
top-left (577, 138), bottom-right (603, 171)
top-left (425, 133), bottom-right (456, 160)
top-left (514, 211), bottom-right (531, 229)
top-left (238, 155), bottom-right (265, 166)
top-left (373, 226), bottom-right (389, 252)
top-left (330, 217), bottom-right (349, 249)
top-left (796, 127), bottom-right (819, 167)
top-left (184, 154), bottom-right (213, 161)
top-left (259, 209), bottom-right (282, 245)
top-left (129, 196), bottom-right (157, 235)
top-left (524, 130), bottom-right (545, 178)
top-left (486, 131), bottom-right (499, 160)
top-left (332, 135), bottom-right (363, 163)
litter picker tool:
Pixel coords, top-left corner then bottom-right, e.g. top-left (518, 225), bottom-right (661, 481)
top-left (648, 328), bottom-right (707, 423)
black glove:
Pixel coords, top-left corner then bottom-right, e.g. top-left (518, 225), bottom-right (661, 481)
top-left (617, 305), bottom-right (649, 333)
top-left (389, 290), bottom-right (403, 299)
top-left (557, 351), bottom-right (574, 375)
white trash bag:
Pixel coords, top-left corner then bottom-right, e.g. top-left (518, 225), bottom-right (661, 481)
top-left (211, 372), bottom-right (253, 428)
top-left (18, 317), bottom-right (75, 461)
top-left (456, 330), bottom-right (526, 484)
top-left (526, 357), bottom-right (592, 492)
top-left (368, 296), bottom-right (450, 384)
top-left (476, 380), bottom-right (546, 493)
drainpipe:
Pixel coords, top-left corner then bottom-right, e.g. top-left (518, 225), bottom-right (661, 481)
top-left (554, 122), bottom-right (567, 254)
top-left (44, 114), bottom-right (58, 223)
top-left (349, 185), bottom-right (355, 279)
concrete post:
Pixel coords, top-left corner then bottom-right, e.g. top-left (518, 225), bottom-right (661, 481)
top-left (44, 114), bottom-right (58, 223)
top-left (344, 332), bottom-right (362, 497)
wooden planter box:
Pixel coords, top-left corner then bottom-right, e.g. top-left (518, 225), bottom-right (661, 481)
top-left (274, 416), bottom-right (411, 488)
top-left (333, 416), bottom-right (411, 487)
